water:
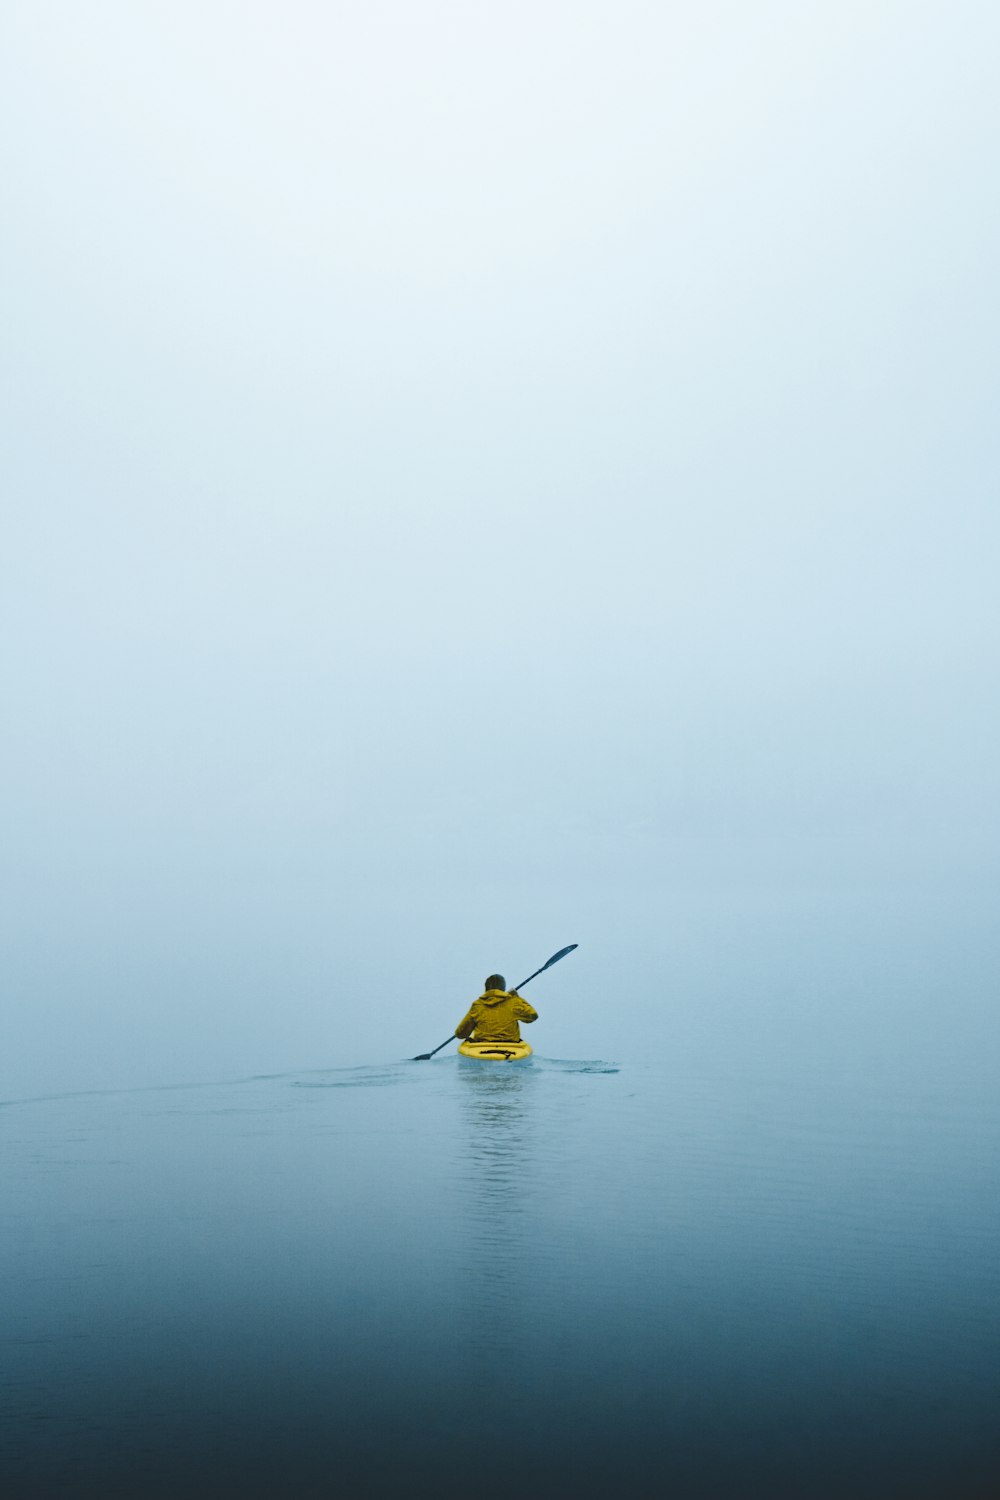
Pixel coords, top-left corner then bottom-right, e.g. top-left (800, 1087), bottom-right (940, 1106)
top-left (3, 1048), bottom-right (999, 1498)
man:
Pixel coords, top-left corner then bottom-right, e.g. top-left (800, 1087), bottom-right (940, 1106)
top-left (455, 974), bottom-right (538, 1044)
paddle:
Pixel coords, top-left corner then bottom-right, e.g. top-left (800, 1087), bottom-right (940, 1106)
top-left (412, 944), bottom-right (578, 1061)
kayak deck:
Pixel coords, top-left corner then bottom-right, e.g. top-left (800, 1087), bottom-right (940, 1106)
top-left (458, 1039), bottom-right (533, 1062)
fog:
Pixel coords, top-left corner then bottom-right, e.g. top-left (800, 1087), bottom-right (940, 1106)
top-left (2, 1), bottom-right (997, 1098)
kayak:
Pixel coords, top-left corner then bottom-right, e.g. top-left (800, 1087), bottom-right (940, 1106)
top-left (458, 1039), bottom-right (533, 1062)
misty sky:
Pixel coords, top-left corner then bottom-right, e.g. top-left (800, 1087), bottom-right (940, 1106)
top-left (2, 2), bottom-right (998, 1097)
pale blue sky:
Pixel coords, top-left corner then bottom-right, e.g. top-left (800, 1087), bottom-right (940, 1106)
top-left (2, 2), bottom-right (997, 1095)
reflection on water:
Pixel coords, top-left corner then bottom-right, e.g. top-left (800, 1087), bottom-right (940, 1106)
top-left (458, 1063), bottom-right (533, 1334)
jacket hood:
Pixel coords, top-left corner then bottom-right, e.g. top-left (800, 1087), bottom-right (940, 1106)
top-left (479, 989), bottom-right (509, 1007)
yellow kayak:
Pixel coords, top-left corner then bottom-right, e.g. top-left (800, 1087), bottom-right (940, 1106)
top-left (458, 1039), bottom-right (533, 1062)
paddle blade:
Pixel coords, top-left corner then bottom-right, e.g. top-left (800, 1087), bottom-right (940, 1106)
top-left (413, 1036), bottom-right (456, 1061)
top-left (512, 944), bottom-right (579, 993)
top-left (543, 943), bottom-right (578, 969)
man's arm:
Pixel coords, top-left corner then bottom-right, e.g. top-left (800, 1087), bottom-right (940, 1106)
top-left (511, 993), bottom-right (538, 1024)
top-left (455, 1004), bottom-right (478, 1039)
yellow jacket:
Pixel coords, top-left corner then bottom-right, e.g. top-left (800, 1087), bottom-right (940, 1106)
top-left (455, 989), bottom-right (538, 1043)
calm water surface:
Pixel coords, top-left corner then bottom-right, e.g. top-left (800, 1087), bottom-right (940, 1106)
top-left (3, 1047), bottom-right (999, 1498)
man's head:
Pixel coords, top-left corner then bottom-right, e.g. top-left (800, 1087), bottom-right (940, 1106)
top-left (484, 973), bottom-right (506, 992)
